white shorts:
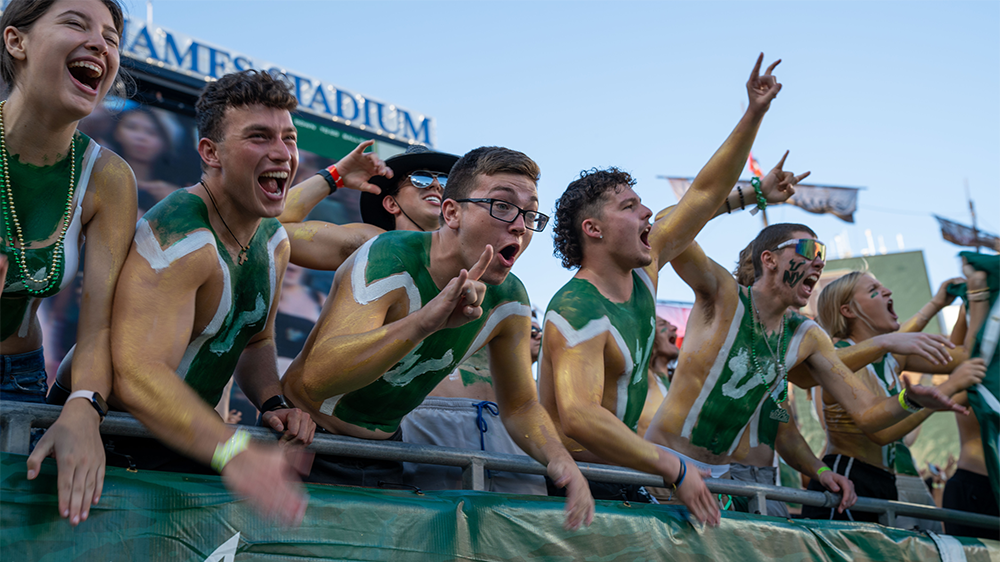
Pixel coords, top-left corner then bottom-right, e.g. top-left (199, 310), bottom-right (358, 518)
top-left (400, 396), bottom-right (547, 496)
top-left (654, 444), bottom-right (731, 479)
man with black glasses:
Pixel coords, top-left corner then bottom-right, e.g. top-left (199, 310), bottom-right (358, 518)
top-left (282, 146), bottom-right (595, 531)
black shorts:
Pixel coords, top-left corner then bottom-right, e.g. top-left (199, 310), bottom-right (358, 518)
top-left (801, 454), bottom-right (897, 524)
top-left (305, 429), bottom-right (406, 489)
top-left (545, 476), bottom-right (653, 504)
top-left (942, 468), bottom-right (1000, 540)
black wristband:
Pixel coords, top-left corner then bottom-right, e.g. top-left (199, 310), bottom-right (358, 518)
top-left (737, 186), bottom-right (746, 210)
top-left (260, 394), bottom-right (291, 413)
top-left (724, 198), bottom-right (732, 214)
top-left (316, 168), bottom-right (338, 195)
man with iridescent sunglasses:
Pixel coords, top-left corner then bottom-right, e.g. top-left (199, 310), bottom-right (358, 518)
top-left (281, 146), bottom-right (595, 531)
top-left (644, 222), bottom-right (969, 511)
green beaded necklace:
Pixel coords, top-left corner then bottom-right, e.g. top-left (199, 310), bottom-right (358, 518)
top-left (748, 287), bottom-right (790, 404)
top-left (0, 99), bottom-right (77, 296)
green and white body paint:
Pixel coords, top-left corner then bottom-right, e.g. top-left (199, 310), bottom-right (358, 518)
top-left (544, 270), bottom-right (657, 432)
top-left (682, 286), bottom-right (815, 456)
top-left (135, 190), bottom-right (286, 406)
top-left (322, 231), bottom-right (531, 433)
top-left (1, 134), bottom-right (100, 340)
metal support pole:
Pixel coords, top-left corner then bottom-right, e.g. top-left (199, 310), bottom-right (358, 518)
top-left (462, 458), bottom-right (486, 491)
top-left (0, 413), bottom-right (33, 455)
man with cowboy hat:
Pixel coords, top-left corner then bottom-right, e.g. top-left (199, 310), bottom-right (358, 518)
top-left (360, 145), bottom-right (459, 232)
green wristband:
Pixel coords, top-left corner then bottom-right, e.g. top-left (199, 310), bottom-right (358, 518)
top-left (751, 177), bottom-right (767, 211)
top-left (816, 466), bottom-right (831, 477)
top-left (211, 429), bottom-right (250, 473)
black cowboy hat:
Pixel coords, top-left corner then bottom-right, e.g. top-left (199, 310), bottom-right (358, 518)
top-left (359, 145), bottom-right (460, 231)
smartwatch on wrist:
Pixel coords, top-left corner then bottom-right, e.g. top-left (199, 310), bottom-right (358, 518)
top-left (66, 390), bottom-right (108, 423)
top-left (260, 394), bottom-right (291, 414)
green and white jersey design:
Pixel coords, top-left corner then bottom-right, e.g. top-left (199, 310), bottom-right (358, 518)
top-left (135, 190), bottom-right (286, 407)
top-left (321, 231), bottom-right (531, 433)
top-left (2, 133), bottom-right (101, 340)
top-left (544, 270), bottom-right (657, 432)
top-left (832, 339), bottom-right (917, 475)
top-left (681, 287), bottom-right (816, 456)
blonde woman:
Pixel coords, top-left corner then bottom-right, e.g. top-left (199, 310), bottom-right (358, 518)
top-left (801, 271), bottom-right (985, 522)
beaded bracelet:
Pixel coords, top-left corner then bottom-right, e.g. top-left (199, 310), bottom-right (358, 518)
top-left (737, 186), bottom-right (746, 210)
top-left (724, 198), bottom-right (732, 214)
top-left (751, 177), bottom-right (767, 211)
top-left (211, 429), bottom-right (251, 473)
top-left (672, 457), bottom-right (688, 490)
top-left (898, 389), bottom-right (924, 413)
top-left (317, 164), bottom-right (344, 195)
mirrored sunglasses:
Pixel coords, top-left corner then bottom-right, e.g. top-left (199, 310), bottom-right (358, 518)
top-left (773, 238), bottom-right (827, 262)
top-left (408, 170), bottom-right (448, 189)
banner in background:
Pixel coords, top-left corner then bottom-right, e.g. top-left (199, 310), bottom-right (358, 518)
top-left (666, 178), bottom-right (860, 223)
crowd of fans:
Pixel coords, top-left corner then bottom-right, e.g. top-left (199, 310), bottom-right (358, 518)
top-left (1, 0), bottom-right (997, 544)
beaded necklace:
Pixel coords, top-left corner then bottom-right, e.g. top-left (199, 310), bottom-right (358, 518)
top-left (748, 287), bottom-right (790, 404)
top-left (0, 100), bottom-right (77, 296)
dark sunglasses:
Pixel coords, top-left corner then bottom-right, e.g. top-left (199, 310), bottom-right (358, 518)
top-left (408, 170), bottom-right (447, 189)
top-left (530, 326), bottom-right (542, 338)
top-left (772, 238), bottom-right (827, 262)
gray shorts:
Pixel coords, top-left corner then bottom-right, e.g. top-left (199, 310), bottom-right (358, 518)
top-left (400, 396), bottom-right (547, 495)
top-left (729, 462), bottom-right (791, 518)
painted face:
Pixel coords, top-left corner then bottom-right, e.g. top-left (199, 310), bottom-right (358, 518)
top-left (387, 173), bottom-right (444, 231)
top-left (114, 111), bottom-right (165, 165)
top-left (212, 104), bottom-right (298, 220)
top-left (530, 319), bottom-right (542, 363)
top-left (654, 316), bottom-right (679, 360)
top-left (600, 186), bottom-right (653, 268)
top-left (11, 0), bottom-right (121, 118)
top-left (454, 172), bottom-right (538, 285)
top-left (772, 231), bottom-right (825, 307)
top-left (848, 273), bottom-right (899, 335)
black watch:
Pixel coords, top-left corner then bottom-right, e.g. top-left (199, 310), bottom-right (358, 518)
top-left (260, 394), bottom-right (291, 414)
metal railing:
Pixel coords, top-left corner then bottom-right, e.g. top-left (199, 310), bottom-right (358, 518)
top-left (2, 401), bottom-right (997, 531)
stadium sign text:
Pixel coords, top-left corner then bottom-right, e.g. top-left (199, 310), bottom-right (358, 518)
top-left (121, 17), bottom-right (434, 146)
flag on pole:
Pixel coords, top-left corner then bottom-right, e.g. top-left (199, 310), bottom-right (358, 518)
top-left (747, 152), bottom-right (764, 178)
top-left (665, 177), bottom-right (860, 223)
top-left (934, 216), bottom-right (1000, 251)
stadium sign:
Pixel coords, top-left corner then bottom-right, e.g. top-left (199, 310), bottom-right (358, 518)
top-left (121, 17), bottom-right (435, 147)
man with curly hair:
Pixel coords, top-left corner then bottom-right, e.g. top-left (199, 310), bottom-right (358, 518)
top-left (539, 55), bottom-right (797, 525)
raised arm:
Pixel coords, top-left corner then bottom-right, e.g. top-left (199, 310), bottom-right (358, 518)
top-left (26, 153), bottom-right (136, 526)
top-left (669, 241), bottom-right (738, 305)
top-left (899, 277), bottom-right (964, 334)
top-left (802, 326), bottom-right (966, 434)
top-left (277, 139), bottom-right (391, 223)
top-left (110, 240), bottom-right (306, 524)
top-left (647, 54), bottom-right (781, 272)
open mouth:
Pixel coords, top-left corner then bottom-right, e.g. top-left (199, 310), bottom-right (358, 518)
top-left (68, 60), bottom-right (102, 92)
top-left (668, 335), bottom-right (677, 345)
top-left (497, 243), bottom-right (520, 267)
top-left (259, 170), bottom-right (289, 200)
top-left (423, 194), bottom-right (441, 206)
top-left (639, 226), bottom-right (651, 249)
top-left (887, 298), bottom-right (897, 320)
top-left (802, 274), bottom-right (819, 295)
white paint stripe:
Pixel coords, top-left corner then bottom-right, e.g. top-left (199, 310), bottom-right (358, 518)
top-left (267, 227), bottom-right (287, 308)
top-left (351, 236), bottom-right (420, 314)
top-left (319, 394), bottom-right (341, 416)
top-left (178, 248), bottom-right (231, 378)
top-left (636, 268), bottom-right (655, 297)
top-left (928, 532), bottom-right (968, 562)
top-left (16, 297), bottom-right (34, 338)
top-left (458, 301), bottom-right (531, 365)
top-left (980, 297), bottom-right (1000, 365)
top-left (680, 290), bottom-right (745, 439)
top-left (135, 220), bottom-right (217, 272)
top-left (545, 310), bottom-right (634, 421)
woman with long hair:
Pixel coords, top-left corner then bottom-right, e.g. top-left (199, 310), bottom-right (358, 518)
top-left (801, 271), bottom-right (985, 522)
top-left (0, 0), bottom-right (136, 526)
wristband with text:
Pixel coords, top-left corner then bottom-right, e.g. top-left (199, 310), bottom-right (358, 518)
top-left (211, 429), bottom-right (251, 473)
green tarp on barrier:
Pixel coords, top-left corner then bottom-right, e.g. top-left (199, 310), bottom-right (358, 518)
top-left (2, 453), bottom-right (996, 561)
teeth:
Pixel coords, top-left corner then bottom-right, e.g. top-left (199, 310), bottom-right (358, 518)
top-left (425, 196), bottom-right (441, 203)
top-left (260, 171), bottom-right (288, 179)
top-left (68, 61), bottom-right (102, 78)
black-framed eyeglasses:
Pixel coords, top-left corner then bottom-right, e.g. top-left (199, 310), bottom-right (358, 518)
top-left (456, 198), bottom-right (550, 232)
top-left (407, 170), bottom-right (447, 189)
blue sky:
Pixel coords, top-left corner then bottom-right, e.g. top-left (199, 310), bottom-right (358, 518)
top-left (140, 0), bottom-right (999, 308)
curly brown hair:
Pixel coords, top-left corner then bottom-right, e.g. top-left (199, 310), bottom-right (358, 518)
top-left (552, 167), bottom-right (636, 269)
top-left (195, 70), bottom-right (298, 144)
